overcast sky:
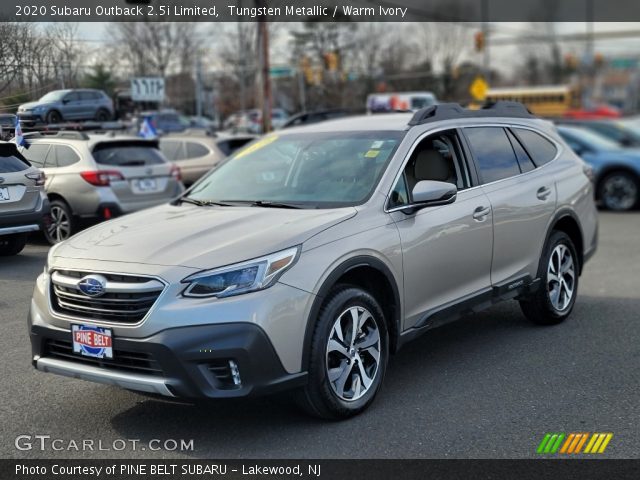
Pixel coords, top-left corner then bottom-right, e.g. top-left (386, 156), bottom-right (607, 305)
top-left (75, 21), bottom-right (640, 73)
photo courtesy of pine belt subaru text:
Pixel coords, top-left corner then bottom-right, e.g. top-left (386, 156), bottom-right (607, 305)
top-left (29, 102), bottom-right (598, 419)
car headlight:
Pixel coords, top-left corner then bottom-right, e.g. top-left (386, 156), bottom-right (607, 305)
top-left (181, 246), bottom-right (300, 298)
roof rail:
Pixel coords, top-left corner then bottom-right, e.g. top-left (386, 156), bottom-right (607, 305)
top-left (21, 131), bottom-right (90, 140)
top-left (408, 101), bottom-right (534, 126)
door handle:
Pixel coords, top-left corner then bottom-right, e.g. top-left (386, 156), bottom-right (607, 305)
top-left (537, 186), bottom-right (552, 201)
top-left (472, 206), bottom-right (491, 221)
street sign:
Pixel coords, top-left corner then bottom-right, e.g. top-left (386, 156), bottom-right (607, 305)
top-left (269, 66), bottom-right (294, 78)
top-left (469, 76), bottom-right (489, 101)
top-left (131, 77), bottom-right (165, 102)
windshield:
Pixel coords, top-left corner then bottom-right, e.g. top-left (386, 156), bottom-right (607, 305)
top-left (38, 90), bottom-right (68, 103)
top-left (560, 127), bottom-right (622, 151)
top-left (188, 131), bottom-right (404, 208)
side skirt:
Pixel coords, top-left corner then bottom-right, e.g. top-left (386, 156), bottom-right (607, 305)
top-left (397, 275), bottom-right (541, 349)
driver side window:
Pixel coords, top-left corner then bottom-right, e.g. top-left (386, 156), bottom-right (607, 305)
top-left (388, 129), bottom-right (470, 208)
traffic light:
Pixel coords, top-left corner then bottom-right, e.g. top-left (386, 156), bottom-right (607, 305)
top-left (594, 52), bottom-right (605, 68)
top-left (474, 31), bottom-right (484, 52)
top-left (564, 53), bottom-right (578, 71)
top-left (300, 56), bottom-right (314, 84)
top-left (323, 52), bottom-right (339, 71)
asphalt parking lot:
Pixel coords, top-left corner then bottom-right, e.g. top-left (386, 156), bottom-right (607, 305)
top-left (1, 211), bottom-right (639, 459)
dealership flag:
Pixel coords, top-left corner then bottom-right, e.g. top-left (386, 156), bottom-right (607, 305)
top-left (14, 116), bottom-right (26, 147)
top-left (138, 117), bottom-right (157, 139)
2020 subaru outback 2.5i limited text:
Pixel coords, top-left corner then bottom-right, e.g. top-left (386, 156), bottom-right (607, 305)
top-left (29, 102), bottom-right (598, 419)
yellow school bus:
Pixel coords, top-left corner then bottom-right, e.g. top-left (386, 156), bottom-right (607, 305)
top-left (477, 85), bottom-right (580, 117)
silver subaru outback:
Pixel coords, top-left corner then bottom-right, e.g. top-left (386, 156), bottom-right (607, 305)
top-left (29, 103), bottom-right (598, 419)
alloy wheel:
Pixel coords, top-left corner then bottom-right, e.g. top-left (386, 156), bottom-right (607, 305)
top-left (48, 205), bottom-right (71, 243)
top-left (602, 174), bottom-right (638, 211)
top-left (326, 306), bottom-right (381, 402)
top-left (547, 244), bottom-right (575, 312)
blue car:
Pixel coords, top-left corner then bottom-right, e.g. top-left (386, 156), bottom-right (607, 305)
top-left (17, 89), bottom-right (114, 125)
top-left (557, 125), bottom-right (640, 211)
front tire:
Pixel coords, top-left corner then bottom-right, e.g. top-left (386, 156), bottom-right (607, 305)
top-left (520, 231), bottom-right (579, 325)
top-left (46, 110), bottom-right (62, 124)
top-left (297, 286), bottom-right (388, 419)
top-left (0, 233), bottom-right (28, 256)
top-left (45, 199), bottom-right (75, 245)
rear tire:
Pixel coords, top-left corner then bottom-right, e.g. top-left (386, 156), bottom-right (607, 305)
top-left (297, 286), bottom-right (388, 419)
top-left (520, 231), bottom-right (579, 325)
top-left (0, 233), bottom-right (28, 256)
top-left (95, 109), bottom-right (111, 122)
top-left (598, 171), bottom-right (639, 211)
top-left (45, 199), bottom-right (75, 245)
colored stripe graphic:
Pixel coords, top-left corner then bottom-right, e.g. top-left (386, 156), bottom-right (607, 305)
top-left (539, 433), bottom-right (613, 454)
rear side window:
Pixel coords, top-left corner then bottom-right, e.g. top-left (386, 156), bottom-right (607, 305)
top-left (159, 140), bottom-right (185, 161)
top-left (92, 142), bottom-right (166, 167)
top-left (185, 141), bottom-right (209, 158)
top-left (21, 143), bottom-right (51, 168)
top-left (465, 127), bottom-right (520, 183)
top-left (513, 128), bottom-right (557, 166)
top-left (506, 130), bottom-right (535, 173)
top-left (217, 138), bottom-right (253, 156)
top-left (53, 145), bottom-right (81, 167)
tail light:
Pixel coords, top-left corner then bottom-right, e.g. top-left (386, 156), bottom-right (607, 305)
top-left (583, 164), bottom-right (595, 183)
top-left (170, 164), bottom-right (182, 182)
top-left (80, 170), bottom-right (124, 187)
top-left (25, 171), bottom-right (46, 186)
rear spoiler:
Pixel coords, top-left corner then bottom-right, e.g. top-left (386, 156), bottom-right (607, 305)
top-left (0, 141), bottom-right (31, 165)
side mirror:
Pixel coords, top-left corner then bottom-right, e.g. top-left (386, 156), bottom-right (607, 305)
top-left (62, 98), bottom-right (70, 104)
top-left (397, 180), bottom-right (457, 214)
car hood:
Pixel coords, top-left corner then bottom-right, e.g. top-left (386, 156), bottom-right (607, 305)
top-left (53, 203), bottom-right (357, 268)
top-left (20, 102), bottom-right (54, 111)
top-left (592, 149), bottom-right (640, 161)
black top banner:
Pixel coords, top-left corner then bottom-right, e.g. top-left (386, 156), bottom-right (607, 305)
top-left (2, 0), bottom-right (640, 22)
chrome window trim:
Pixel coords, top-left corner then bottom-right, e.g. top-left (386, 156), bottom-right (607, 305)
top-left (383, 122), bottom-right (563, 213)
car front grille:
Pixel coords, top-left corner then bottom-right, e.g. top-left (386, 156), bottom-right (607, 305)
top-left (50, 270), bottom-right (165, 324)
top-left (44, 339), bottom-right (163, 376)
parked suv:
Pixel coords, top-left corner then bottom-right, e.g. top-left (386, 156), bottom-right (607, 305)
top-left (18, 131), bottom-right (184, 244)
top-left (29, 103), bottom-right (597, 418)
top-left (159, 130), bottom-right (255, 185)
top-left (0, 142), bottom-right (48, 256)
top-left (18, 89), bottom-right (114, 125)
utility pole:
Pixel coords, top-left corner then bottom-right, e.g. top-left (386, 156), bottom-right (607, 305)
top-left (256, 0), bottom-right (271, 133)
top-left (237, 22), bottom-right (246, 113)
top-left (481, 0), bottom-right (490, 82)
top-left (195, 56), bottom-right (203, 118)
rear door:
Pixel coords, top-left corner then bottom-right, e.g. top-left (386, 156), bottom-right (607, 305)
top-left (0, 146), bottom-right (39, 215)
top-left (91, 140), bottom-right (178, 205)
top-left (463, 126), bottom-right (557, 288)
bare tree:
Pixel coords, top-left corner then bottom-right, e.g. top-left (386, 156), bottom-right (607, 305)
top-left (109, 22), bottom-right (201, 76)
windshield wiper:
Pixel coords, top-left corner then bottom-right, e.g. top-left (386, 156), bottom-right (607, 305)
top-left (249, 200), bottom-right (304, 209)
top-left (176, 197), bottom-right (235, 207)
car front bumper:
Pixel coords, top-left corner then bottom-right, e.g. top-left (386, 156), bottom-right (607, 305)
top-left (17, 112), bottom-right (44, 123)
top-left (30, 322), bottom-right (307, 399)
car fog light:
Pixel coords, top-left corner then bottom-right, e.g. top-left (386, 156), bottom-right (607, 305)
top-left (229, 360), bottom-right (242, 386)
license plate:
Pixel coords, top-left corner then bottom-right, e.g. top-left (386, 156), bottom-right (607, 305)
top-left (72, 325), bottom-right (113, 359)
top-left (0, 187), bottom-right (9, 201)
top-left (134, 178), bottom-right (157, 191)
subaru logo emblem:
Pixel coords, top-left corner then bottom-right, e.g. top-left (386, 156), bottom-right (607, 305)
top-left (77, 274), bottom-right (108, 297)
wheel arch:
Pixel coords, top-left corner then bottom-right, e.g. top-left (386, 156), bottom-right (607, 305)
top-left (545, 209), bottom-right (585, 275)
top-left (301, 256), bottom-right (402, 370)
